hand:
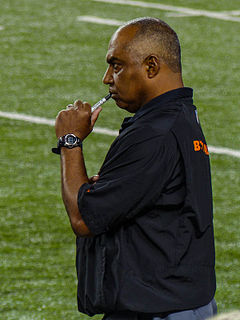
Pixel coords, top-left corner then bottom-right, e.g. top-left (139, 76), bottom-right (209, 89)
top-left (89, 175), bottom-right (100, 184)
top-left (55, 100), bottom-right (102, 140)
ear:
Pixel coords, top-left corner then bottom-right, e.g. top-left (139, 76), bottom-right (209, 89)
top-left (144, 55), bottom-right (160, 78)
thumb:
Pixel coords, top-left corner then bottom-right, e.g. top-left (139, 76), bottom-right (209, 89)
top-left (91, 107), bottom-right (102, 127)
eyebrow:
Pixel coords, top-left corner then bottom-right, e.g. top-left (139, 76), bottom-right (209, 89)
top-left (106, 56), bottom-right (122, 64)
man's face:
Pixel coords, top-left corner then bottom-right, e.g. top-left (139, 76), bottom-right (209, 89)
top-left (103, 27), bottom-right (149, 113)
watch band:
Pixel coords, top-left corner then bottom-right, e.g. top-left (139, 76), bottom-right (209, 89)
top-left (52, 134), bottom-right (82, 155)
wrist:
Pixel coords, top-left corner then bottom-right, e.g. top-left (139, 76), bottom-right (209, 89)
top-left (52, 133), bottom-right (83, 155)
top-left (60, 146), bottom-right (83, 156)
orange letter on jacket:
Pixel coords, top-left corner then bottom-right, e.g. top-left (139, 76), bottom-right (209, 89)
top-left (193, 140), bottom-right (200, 151)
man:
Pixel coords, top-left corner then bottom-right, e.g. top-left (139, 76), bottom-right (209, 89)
top-left (53, 18), bottom-right (217, 320)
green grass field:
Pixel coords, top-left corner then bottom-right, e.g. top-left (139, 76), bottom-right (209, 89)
top-left (0, 0), bottom-right (239, 319)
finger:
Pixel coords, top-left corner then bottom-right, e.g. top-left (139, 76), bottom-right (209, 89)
top-left (92, 175), bottom-right (100, 181)
top-left (82, 102), bottom-right (91, 113)
top-left (89, 175), bottom-right (100, 184)
top-left (91, 107), bottom-right (102, 127)
top-left (56, 109), bottom-right (66, 119)
top-left (73, 100), bottom-right (83, 109)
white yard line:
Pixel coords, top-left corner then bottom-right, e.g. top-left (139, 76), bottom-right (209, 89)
top-left (0, 111), bottom-right (118, 136)
top-left (93, 0), bottom-right (240, 22)
top-left (77, 16), bottom-right (124, 26)
top-left (222, 10), bottom-right (240, 16)
top-left (0, 110), bottom-right (239, 159)
top-left (165, 13), bottom-right (201, 18)
top-left (208, 146), bottom-right (240, 159)
top-left (93, 126), bottom-right (118, 136)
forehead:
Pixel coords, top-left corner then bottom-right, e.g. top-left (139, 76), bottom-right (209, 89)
top-left (106, 26), bottom-right (138, 62)
top-left (106, 44), bottom-right (125, 63)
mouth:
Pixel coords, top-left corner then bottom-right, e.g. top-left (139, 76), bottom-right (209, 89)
top-left (109, 91), bottom-right (118, 100)
top-left (109, 90), bottom-right (122, 106)
top-left (109, 89), bottom-right (117, 95)
top-left (111, 94), bottom-right (117, 99)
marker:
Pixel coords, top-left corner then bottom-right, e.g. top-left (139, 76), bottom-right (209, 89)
top-left (91, 93), bottom-right (112, 113)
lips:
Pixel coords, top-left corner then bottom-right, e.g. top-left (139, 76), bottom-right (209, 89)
top-left (111, 94), bottom-right (118, 99)
top-left (109, 90), bottom-right (118, 99)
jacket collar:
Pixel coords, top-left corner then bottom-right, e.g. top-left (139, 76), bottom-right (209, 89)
top-left (120, 87), bottom-right (193, 133)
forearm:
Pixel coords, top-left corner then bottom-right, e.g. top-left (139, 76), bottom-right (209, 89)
top-left (55, 99), bottom-right (102, 237)
top-left (61, 147), bottom-right (92, 237)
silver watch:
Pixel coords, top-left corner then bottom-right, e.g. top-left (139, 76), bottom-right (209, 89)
top-left (52, 134), bottom-right (82, 154)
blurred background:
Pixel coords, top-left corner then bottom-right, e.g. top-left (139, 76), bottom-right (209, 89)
top-left (0, 0), bottom-right (239, 319)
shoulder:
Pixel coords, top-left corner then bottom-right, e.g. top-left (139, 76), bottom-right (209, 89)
top-left (110, 124), bottom-right (179, 164)
top-left (118, 110), bottom-right (181, 146)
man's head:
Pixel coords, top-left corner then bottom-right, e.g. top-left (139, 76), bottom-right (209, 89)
top-left (103, 17), bottom-right (184, 113)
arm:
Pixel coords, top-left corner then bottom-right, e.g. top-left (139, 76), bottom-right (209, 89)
top-left (55, 100), bottom-right (102, 237)
top-left (77, 133), bottom-right (175, 235)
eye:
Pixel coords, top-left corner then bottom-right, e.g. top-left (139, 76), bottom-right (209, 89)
top-left (112, 63), bottom-right (121, 72)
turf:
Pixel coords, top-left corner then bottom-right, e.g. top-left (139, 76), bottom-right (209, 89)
top-left (0, 0), bottom-right (239, 319)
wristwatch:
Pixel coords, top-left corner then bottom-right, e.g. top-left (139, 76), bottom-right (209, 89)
top-left (52, 134), bottom-right (82, 154)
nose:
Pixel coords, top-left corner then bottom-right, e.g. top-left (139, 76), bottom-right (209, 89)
top-left (102, 66), bottom-right (113, 85)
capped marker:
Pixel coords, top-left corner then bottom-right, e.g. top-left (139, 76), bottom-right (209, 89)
top-left (91, 93), bottom-right (112, 113)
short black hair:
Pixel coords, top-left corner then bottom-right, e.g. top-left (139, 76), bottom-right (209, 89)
top-left (121, 17), bottom-right (182, 73)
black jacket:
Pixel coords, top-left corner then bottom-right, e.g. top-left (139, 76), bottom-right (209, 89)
top-left (77, 88), bottom-right (216, 316)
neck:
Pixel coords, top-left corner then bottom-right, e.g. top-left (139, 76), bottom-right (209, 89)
top-left (144, 72), bottom-right (184, 105)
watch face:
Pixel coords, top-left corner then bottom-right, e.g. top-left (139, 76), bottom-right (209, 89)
top-left (66, 134), bottom-right (77, 145)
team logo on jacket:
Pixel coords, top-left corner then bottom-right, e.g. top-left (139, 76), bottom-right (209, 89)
top-left (193, 140), bottom-right (209, 155)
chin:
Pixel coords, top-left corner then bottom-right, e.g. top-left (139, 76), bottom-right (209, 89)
top-left (114, 99), bottom-right (137, 113)
top-left (114, 99), bottom-right (127, 109)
